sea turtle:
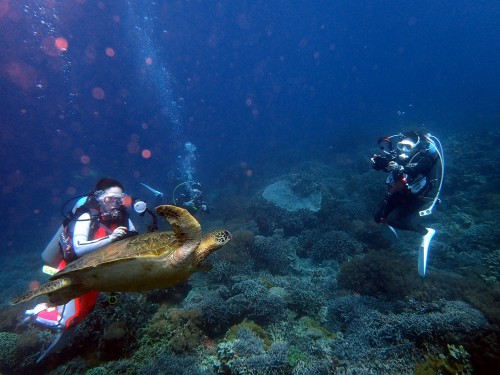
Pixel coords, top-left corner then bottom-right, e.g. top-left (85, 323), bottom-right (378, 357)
top-left (11, 205), bottom-right (231, 306)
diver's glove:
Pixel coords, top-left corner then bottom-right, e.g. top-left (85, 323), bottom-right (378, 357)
top-left (387, 161), bottom-right (403, 172)
top-left (109, 226), bottom-right (128, 242)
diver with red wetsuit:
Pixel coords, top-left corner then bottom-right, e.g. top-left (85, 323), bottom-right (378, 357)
top-left (24, 178), bottom-right (138, 362)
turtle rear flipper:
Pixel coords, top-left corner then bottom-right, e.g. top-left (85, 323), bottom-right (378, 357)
top-left (10, 278), bottom-right (72, 305)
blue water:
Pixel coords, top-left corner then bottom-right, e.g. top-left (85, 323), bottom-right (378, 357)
top-left (1, 1), bottom-right (499, 250)
top-left (0, 1), bottom-right (499, 372)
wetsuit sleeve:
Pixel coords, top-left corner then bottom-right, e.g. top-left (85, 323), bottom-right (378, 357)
top-left (73, 213), bottom-right (112, 257)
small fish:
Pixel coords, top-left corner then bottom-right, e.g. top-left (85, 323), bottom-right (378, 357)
top-left (140, 182), bottom-right (164, 198)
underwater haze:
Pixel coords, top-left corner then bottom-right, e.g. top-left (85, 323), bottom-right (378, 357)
top-left (0, 1), bottom-right (499, 374)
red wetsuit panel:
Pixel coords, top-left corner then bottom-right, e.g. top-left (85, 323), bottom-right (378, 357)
top-left (61, 222), bottom-right (119, 329)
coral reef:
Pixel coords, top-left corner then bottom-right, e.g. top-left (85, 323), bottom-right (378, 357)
top-left (2, 131), bottom-right (500, 374)
top-left (466, 326), bottom-right (500, 374)
top-left (262, 177), bottom-right (322, 212)
top-left (285, 282), bottom-right (324, 317)
top-left (0, 331), bottom-right (18, 370)
top-left (249, 171), bottom-right (329, 236)
top-left (215, 327), bottom-right (290, 374)
top-left (207, 259), bottom-right (244, 284)
top-left (213, 228), bottom-right (255, 268)
top-left (250, 197), bottom-right (320, 236)
top-left (141, 306), bottom-right (204, 354)
top-left (414, 344), bottom-right (472, 375)
top-left (137, 351), bottom-right (204, 375)
top-left (183, 278), bottom-right (287, 336)
top-left (226, 321), bottom-right (271, 348)
top-left (310, 230), bottom-right (365, 263)
top-left (326, 296), bottom-right (488, 372)
top-left (251, 230), bottom-right (299, 274)
top-left (337, 250), bottom-right (417, 298)
top-left (69, 293), bottom-right (157, 363)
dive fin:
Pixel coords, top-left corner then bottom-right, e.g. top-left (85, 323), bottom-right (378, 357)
top-left (36, 327), bottom-right (75, 363)
top-left (381, 223), bottom-right (398, 241)
top-left (418, 228), bottom-right (436, 277)
top-left (140, 182), bottom-right (164, 198)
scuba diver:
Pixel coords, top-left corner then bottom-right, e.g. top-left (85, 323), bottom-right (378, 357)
top-left (173, 181), bottom-right (212, 213)
top-left (24, 178), bottom-right (145, 362)
top-left (371, 131), bottom-right (444, 276)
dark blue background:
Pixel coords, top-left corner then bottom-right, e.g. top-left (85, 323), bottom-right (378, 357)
top-left (1, 0), bottom-right (499, 254)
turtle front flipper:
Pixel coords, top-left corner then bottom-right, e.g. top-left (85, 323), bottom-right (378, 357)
top-left (155, 205), bottom-right (202, 263)
top-left (10, 278), bottom-right (72, 305)
top-left (195, 230), bottom-right (232, 264)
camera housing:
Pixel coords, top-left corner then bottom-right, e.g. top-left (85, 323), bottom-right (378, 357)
top-left (371, 155), bottom-right (390, 171)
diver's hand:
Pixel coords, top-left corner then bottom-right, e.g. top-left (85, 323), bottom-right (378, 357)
top-left (387, 161), bottom-right (403, 172)
top-left (109, 226), bottom-right (128, 242)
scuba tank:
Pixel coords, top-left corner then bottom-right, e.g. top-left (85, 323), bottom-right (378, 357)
top-left (41, 196), bottom-right (88, 268)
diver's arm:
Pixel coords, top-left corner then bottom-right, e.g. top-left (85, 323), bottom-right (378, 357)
top-left (72, 213), bottom-right (112, 257)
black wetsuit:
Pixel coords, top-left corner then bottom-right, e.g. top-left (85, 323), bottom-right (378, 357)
top-left (374, 150), bottom-right (436, 234)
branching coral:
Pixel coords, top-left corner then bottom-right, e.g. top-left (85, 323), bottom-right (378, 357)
top-left (311, 230), bottom-right (365, 263)
top-left (226, 321), bottom-right (271, 348)
top-left (142, 306), bottom-right (204, 354)
top-left (0, 332), bottom-right (18, 370)
top-left (252, 230), bottom-right (299, 274)
top-left (183, 280), bottom-right (286, 336)
top-left (326, 296), bottom-right (487, 372)
top-left (215, 328), bottom-right (290, 375)
top-left (285, 283), bottom-right (324, 317)
top-left (337, 250), bottom-right (417, 298)
top-left (414, 344), bottom-right (472, 375)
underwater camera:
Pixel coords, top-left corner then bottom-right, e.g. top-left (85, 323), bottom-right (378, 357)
top-left (371, 154), bottom-right (390, 171)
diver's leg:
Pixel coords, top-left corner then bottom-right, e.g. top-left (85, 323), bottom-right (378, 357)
top-left (386, 197), bottom-right (428, 234)
top-left (25, 299), bottom-right (77, 330)
top-left (384, 197), bottom-right (436, 276)
top-left (374, 194), bottom-right (398, 223)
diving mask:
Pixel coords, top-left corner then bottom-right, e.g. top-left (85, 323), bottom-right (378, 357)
top-left (99, 193), bottom-right (125, 207)
top-left (397, 139), bottom-right (416, 153)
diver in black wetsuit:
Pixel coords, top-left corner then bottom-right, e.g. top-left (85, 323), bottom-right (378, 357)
top-left (371, 131), bottom-right (444, 276)
top-left (175, 182), bottom-right (212, 213)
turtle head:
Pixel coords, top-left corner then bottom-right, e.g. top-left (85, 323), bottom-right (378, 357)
top-left (195, 230), bottom-right (231, 264)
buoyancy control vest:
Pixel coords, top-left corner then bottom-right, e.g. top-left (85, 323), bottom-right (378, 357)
top-left (42, 195), bottom-right (130, 267)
